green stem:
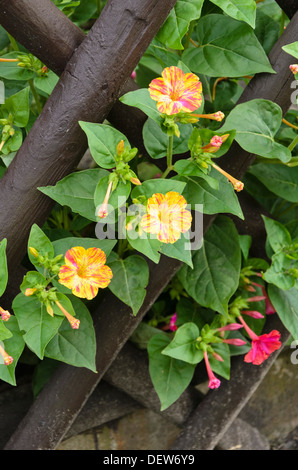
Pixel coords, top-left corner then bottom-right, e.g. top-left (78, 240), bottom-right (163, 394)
top-left (117, 237), bottom-right (128, 258)
top-left (288, 134), bottom-right (298, 152)
top-left (184, 20), bottom-right (195, 50)
top-left (28, 79), bottom-right (42, 114)
top-left (162, 134), bottom-right (174, 178)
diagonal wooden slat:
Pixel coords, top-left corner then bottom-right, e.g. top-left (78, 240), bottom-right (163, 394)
top-left (0, 0), bottom-right (177, 275)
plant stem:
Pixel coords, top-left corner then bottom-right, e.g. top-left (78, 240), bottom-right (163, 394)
top-left (184, 20), bottom-right (195, 50)
top-left (28, 79), bottom-right (42, 114)
top-left (288, 134), bottom-right (298, 152)
top-left (162, 134), bottom-right (174, 178)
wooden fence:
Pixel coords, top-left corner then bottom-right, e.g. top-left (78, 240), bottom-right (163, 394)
top-left (0, 0), bottom-right (296, 450)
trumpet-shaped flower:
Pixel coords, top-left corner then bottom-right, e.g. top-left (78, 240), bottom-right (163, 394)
top-left (239, 314), bottom-right (281, 365)
top-left (140, 192), bottom-right (192, 244)
top-left (203, 351), bottom-right (221, 389)
top-left (0, 343), bottom-right (13, 365)
top-left (149, 66), bottom-right (202, 115)
top-left (58, 246), bottom-right (113, 300)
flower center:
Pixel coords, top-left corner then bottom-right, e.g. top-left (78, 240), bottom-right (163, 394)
top-left (77, 265), bottom-right (88, 278)
top-left (170, 91), bottom-right (180, 101)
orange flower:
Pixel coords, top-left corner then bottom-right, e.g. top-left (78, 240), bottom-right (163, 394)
top-left (140, 191), bottom-right (192, 244)
top-left (0, 343), bottom-right (13, 366)
top-left (58, 246), bottom-right (113, 300)
top-left (149, 66), bottom-right (202, 115)
top-left (0, 307), bottom-right (11, 321)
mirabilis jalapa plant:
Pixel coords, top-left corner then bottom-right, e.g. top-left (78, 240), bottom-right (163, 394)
top-left (1, 3), bottom-right (298, 409)
top-left (0, 62), bottom-right (286, 405)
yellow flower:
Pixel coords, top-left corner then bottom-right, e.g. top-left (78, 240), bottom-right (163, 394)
top-left (58, 246), bottom-right (113, 300)
top-left (140, 191), bottom-right (192, 244)
top-left (149, 66), bottom-right (202, 115)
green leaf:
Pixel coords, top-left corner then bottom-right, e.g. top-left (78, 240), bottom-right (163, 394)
top-left (239, 234), bottom-right (252, 260)
top-left (131, 178), bottom-right (186, 201)
top-left (209, 342), bottom-right (230, 380)
top-left (162, 322), bottom-right (204, 364)
top-left (0, 319), bottom-right (13, 341)
top-left (182, 14), bottom-right (274, 77)
top-left (34, 71), bottom-right (59, 96)
top-left (143, 119), bottom-right (193, 159)
top-left (148, 333), bottom-right (196, 411)
top-left (127, 232), bottom-right (161, 264)
top-left (264, 252), bottom-right (297, 290)
top-left (20, 271), bottom-right (48, 294)
top-left (12, 293), bottom-right (64, 359)
top-left (45, 296), bottom-right (96, 372)
top-left (178, 216), bottom-right (241, 315)
top-left (175, 169), bottom-right (244, 219)
top-left (39, 168), bottom-right (108, 222)
top-left (0, 238), bottom-right (8, 297)
top-left (1, 130), bottom-right (23, 155)
top-left (52, 237), bottom-right (117, 260)
top-left (27, 224), bottom-right (54, 267)
top-left (176, 297), bottom-right (216, 329)
top-left (282, 41), bottom-right (298, 60)
top-left (248, 163), bottom-right (298, 203)
top-left (220, 100), bottom-right (291, 163)
top-left (156, 0), bottom-right (204, 50)
top-left (1, 87), bottom-right (30, 128)
top-left (209, 0), bottom-right (256, 28)
top-left (119, 89), bottom-right (163, 126)
top-left (160, 231), bottom-right (193, 268)
top-left (108, 255), bottom-right (149, 315)
top-left (0, 316), bottom-right (25, 386)
top-left (78, 122), bottom-right (130, 169)
top-left (268, 284), bottom-right (298, 340)
top-left (174, 160), bottom-right (219, 190)
top-left (262, 216), bottom-right (292, 253)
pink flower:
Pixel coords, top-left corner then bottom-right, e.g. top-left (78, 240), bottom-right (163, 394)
top-left (222, 338), bottom-right (247, 346)
top-left (161, 312), bottom-right (178, 332)
top-left (203, 351), bottom-right (221, 389)
top-left (217, 323), bottom-right (243, 332)
top-left (252, 282), bottom-right (276, 315)
top-left (169, 313), bottom-right (178, 332)
top-left (239, 314), bottom-right (281, 365)
top-left (241, 310), bottom-right (264, 319)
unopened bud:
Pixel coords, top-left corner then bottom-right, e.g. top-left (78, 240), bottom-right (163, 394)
top-left (117, 140), bottom-right (125, 156)
top-left (130, 177), bottom-right (142, 186)
top-left (25, 288), bottom-right (37, 297)
top-left (29, 247), bottom-right (39, 258)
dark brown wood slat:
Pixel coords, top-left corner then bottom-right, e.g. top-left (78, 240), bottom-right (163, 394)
top-left (276, 0), bottom-right (298, 19)
top-left (0, 0), bottom-right (84, 76)
top-left (0, 0), bottom-right (178, 276)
